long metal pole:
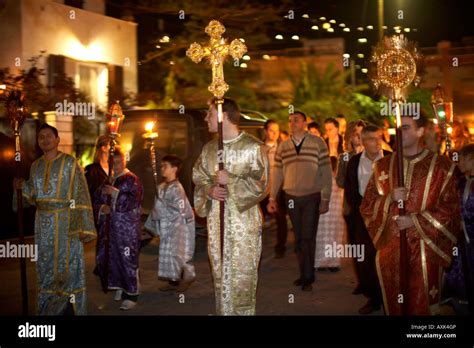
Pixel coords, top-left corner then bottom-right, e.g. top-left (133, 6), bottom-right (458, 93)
top-left (216, 99), bottom-right (225, 259)
top-left (14, 124), bottom-right (29, 315)
top-left (378, 0), bottom-right (384, 41)
top-left (102, 137), bottom-right (115, 293)
top-left (395, 99), bottom-right (408, 315)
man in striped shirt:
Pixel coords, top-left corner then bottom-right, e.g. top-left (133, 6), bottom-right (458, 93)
top-left (268, 111), bottom-right (333, 291)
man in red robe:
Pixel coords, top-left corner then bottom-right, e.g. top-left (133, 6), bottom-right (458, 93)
top-left (360, 113), bottom-right (460, 315)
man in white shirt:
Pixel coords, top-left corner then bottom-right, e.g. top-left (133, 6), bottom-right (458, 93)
top-left (344, 125), bottom-right (390, 314)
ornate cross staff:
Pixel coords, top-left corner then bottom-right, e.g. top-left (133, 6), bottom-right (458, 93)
top-left (186, 20), bottom-right (247, 258)
top-left (431, 84), bottom-right (453, 155)
top-left (102, 101), bottom-right (125, 293)
top-left (370, 34), bottom-right (422, 315)
top-left (6, 89), bottom-right (29, 315)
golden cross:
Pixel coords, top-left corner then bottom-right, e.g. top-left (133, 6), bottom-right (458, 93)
top-left (186, 20), bottom-right (247, 99)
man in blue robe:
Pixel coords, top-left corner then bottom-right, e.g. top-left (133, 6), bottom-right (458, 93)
top-left (14, 123), bottom-right (96, 315)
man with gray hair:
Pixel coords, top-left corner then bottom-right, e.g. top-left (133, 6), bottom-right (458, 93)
top-left (344, 125), bottom-right (390, 314)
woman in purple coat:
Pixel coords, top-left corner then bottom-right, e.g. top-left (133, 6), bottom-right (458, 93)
top-left (94, 147), bottom-right (143, 310)
top-left (443, 144), bottom-right (474, 314)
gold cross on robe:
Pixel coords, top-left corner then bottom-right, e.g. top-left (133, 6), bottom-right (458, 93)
top-left (378, 170), bottom-right (389, 182)
top-left (429, 285), bottom-right (438, 299)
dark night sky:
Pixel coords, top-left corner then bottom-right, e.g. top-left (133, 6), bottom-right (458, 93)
top-left (107, 0), bottom-right (474, 51)
top-left (105, 0), bottom-right (474, 86)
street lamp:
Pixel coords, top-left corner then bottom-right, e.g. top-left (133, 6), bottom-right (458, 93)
top-left (431, 83), bottom-right (453, 154)
top-left (106, 101), bottom-right (125, 136)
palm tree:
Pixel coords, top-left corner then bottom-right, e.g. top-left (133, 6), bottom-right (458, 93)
top-left (283, 61), bottom-right (384, 125)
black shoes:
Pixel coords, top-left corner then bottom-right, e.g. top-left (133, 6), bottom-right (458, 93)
top-left (358, 300), bottom-right (381, 315)
top-left (294, 278), bottom-right (313, 291)
top-left (293, 278), bottom-right (303, 286)
top-left (317, 267), bottom-right (340, 272)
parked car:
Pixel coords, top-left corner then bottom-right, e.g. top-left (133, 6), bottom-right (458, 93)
top-left (120, 108), bottom-right (267, 214)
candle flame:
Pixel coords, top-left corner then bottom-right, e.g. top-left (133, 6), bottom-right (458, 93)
top-left (145, 121), bottom-right (155, 132)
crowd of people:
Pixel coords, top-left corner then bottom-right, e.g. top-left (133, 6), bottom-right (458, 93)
top-left (12, 98), bottom-right (473, 316)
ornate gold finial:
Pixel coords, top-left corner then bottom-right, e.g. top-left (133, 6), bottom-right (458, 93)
top-left (6, 89), bottom-right (27, 134)
top-left (369, 34), bottom-right (423, 100)
top-left (186, 20), bottom-right (247, 99)
top-left (431, 83), bottom-right (450, 104)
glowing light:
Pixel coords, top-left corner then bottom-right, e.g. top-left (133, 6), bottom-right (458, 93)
top-left (262, 54), bottom-right (270, 60)
top-left (155, 45), bottom-right (161, 49)
top-left (302, 14), bottom-right (309, 18)
top-left (343, 53), bottom-right (350, 58)
top-left (66, 39), bottom-right (106, 62)
top-left (358, 38), bottom-right (368, 43)
top-left (2, 149), bottom-right (14, 160)
top-left (319, 17), bottom-right (326, 21)
top-left (329, 19), bottom-right (336, 24)
top-left (239, 38), bottom-right (245, 43)
top-left (291, 35), bottom-right (300, 40)
top-left (404, 28), bottom-right (411, 32)
top-left (311, 25), bottom-right (319, 30)
top-left (367, 25), bottom-right (373, 30)
top-left (159, 35), bottom-right (170, 43)
top-left (143, 121), bottom-right (158, 139)
top-left (240, 63), bottom-right (248, 68)
top-left (243, 55), bottom-right (251, 61)
top-left (123, 143), bottom-right (133, 154)
top-left (327, 28), bottom-right (334, 33)
top-left (343, 28), bottom-right (350, 32)
top-left (322, 23), bottom-right (331, 29)
top-left (361, 68), bottom-right (368, 73)
top-left (447, 126), bottom-right (453, 134)
top-left (145, 122), bottom-right (155, 132)
top-left (357, 53), bottom-right (364, 58)
top-left (339, 23), bottom-right (346, 27)
top-left (275, 34), bottom-right (283, 40)
top-left (357, 27), bottom-right (364, 31)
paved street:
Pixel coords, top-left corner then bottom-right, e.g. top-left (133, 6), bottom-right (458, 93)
top-left (0, 220), bottom-right (382, 316)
